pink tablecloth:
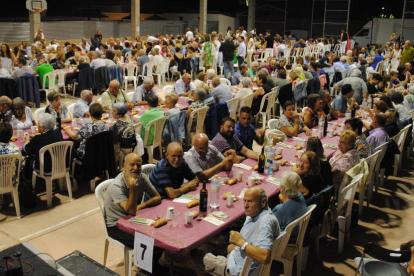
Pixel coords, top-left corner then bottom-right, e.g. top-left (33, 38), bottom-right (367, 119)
top-left (117, 158), bottom-right (280, 254)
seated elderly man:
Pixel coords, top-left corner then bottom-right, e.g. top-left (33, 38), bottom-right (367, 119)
top-left (231, 64), bottom-right (248, 85)
top-left (73, 90), bottom-right (93, 118)
top-left (138, 94), bottom-right (164, 146)
top-left (235, 77), bottom-right (253, 99)
top-left (89, 51), bottom-right (106, 69)
top-left (235, 106), bottom-right (265, 150)
top-left (366, 113), bottom-right (390, 150)
top-left (23, 113), bottom-right (63, 181)
top-left (191, 186), bottom-right (280, 276)
top-left (11, 58), bottom-right (34, 80)
top-left (334, 69), bottom-right (367, 104)
top-left (184, 133), bottom-right (235, 181)
top-left (101, 80), bottom-right (134, 112)
top-left (149, 142), bottom-right (199, 199)
top-left (211, 77), bottom-right (232, 104)
top-left (132, 77), bottom-right (159, 106)
top-left (104, 153), bottom-right (162, 249)
top-left (0, 96), bottom-right (12, 122)
top-left (248, 61), bottom-right (260, 78)
top-left (173, 73), bottom-right (195, 97)
top-left (211, 117), bottom-right (259, 163)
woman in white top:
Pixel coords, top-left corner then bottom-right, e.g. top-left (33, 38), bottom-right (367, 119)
top-left (246, 34), bottom-right (255, 68)
top-left (390, 42), bottom-right (402, 71)
top-left (10, 97), bottom-right (36, 130)
top-left (1, 44), bottom-right (16, 73)
top-left (211, 33), bottom-right (220, 74)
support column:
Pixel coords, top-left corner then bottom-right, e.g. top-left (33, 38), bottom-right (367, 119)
top-left (247, 0), bottom-right (256, 33)
top-left (199, 0), bottom-right (207, 34)
top-left (29, 12), bottom-right (41, 42)
top-left (131, 0), bottom-right (140, 39)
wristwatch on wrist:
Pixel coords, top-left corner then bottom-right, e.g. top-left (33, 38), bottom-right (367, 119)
top-left (241, 242), bottom-right (249, 251)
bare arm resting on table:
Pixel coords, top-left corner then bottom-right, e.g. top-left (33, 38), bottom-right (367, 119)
top-left (165, 177), bottom-right (199, 199)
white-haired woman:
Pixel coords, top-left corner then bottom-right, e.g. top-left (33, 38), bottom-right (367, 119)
top-left (23, 113), bottom-right (63, 179)
top-left (272, 171), bottom-right (308, 237)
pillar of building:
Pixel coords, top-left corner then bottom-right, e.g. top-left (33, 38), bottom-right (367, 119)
top-left (131, 0), bottom-right (140, 39)
top-left (199, 0), bottom-right (207, 34)
top-left (247, 0), bottom-right (256, 33)
top-left (29, 12), bottom-right (41, 42)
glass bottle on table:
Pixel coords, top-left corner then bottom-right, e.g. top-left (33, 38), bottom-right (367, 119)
top-left (200, 181), bottom-right (208, 217)
top-left (258, 147), bottom-right (265, 174)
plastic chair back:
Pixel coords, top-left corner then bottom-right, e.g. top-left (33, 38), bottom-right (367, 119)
top-left (372, 142), bottom-right (389, 178)
top-left (95, 179), bottom-right (114, 236)
top-left (226, 97), bottom-right (240, 120)
top-left (142, 62), bottom-right (154, 77)
top-left (163, 85), bottom-right (174, 95)
top-left (141, 164), bottom-right (156, 179)
top-left (143, 116), bottom-right (167, 149)
top-left (127, 92), bottom-right (135, 101)
top-left (238, 93), bottom-right (255, 114)
top-left (187, 106), bottom-right (209, 134)
top-left (219, 78), bottom-right (231, 86)
top-left (268, 119), bottom-right (279, 129)
top-left (43, 72), bottom-right (57, 89)
top-left (38, 141), bottom-right (73, 178)
top-left (0, 154), bottom-right (22, 195)
top-left (134, 122), bottom-right (143, 135)
top-left (265, 129), bottom-right (287, 145)
top-left (34, 107), bottom-right (46, 120)
top-left (67, 103), bottom-right (75, 115)
top-left (124, 63), bottom-right (137, 78)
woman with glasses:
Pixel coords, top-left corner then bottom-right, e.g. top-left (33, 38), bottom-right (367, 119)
top-left (10, 97), bottom-right (36, 129)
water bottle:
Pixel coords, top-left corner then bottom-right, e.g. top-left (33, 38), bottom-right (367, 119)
top-left (10, 115), bottom-right (18, 136)
top-left (361, 99), bottom-right (367, 109)
top-left (266, 147), bottom-right (274, 175)
top-left (345, 108), bottom-right (351, 119)
top-left (264, 145), bottom-right (270, 173)
top-left (210, 175), bottom-right (221, 209)
top-left (318, 117), bottom-right (325, 133)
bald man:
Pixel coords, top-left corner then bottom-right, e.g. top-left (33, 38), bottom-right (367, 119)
top-left (173, 73), bottom-right (195, 97)
top-left (192, 187), bottom-right (280, 276)
top-left (101, 80), bottom-right (134, 112)
top-left (149, 142), bottom-right (199, 199)
top-left (184, 133), bottom-right (235, 181)
top-left (104, 153), bottom-right (161, 248)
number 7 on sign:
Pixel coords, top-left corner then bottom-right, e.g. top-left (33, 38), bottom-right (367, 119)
top-left (134, 232), bottom-right (154, 273)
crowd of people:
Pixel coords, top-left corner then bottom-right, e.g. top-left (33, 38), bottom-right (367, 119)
top-left (1, 25), bottom-right (414, 276)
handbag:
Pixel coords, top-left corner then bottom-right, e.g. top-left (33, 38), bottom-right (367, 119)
top-left (120, 131), bottom-right (137, 150)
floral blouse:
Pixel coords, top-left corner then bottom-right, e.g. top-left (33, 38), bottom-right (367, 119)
top-left (355, 135), bottom-right (371, 159)
top-left (0, 142), bottom-right (21, 186)
top-left (112, 116), bottom-right (134, 145)
top-left (329, 149), bottom-right (360, 173)
top-left (275, 114), bottom-right (304, 136)
top-left (77, 122), bottom-right (109, 159)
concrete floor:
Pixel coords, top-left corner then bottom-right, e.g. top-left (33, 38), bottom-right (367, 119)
top-left (1, 80), bottom-right (414, 276)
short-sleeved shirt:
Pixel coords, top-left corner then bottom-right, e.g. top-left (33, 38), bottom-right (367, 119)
top-left (77, 122), bottom-right (109, 159)
top-left (211, 132), bottom-right (244, 155)
top-left (235, 122), bottom-right (256, 150)
top-left (138, 108), bottom-right (164, 146)
top-left (149, 158), bottom-right (196, 199)
top-left (335, 77), bottom-right (367, 104)
top-left (173, 79), bottom-right (196, 96)
top-left (104, 172), bottom-right (158, 227)
top-left (329, 149), bottom-right (360, 173)
top-left (11, 107), bottom-right (35, 130)
top-left (73, 99), bottom-right (90, 118)
top-left (11, 66), bottom-right (34, 80)
top-left (90, 58), bottom-right (106, 69)
top-left (34, 64), bottom-right (54, 87)
top-left (331, 95), bottom-right (348, 114)
top-left (211, 84), bottom-right (233, 104)
top-left (366, 127), bottom-right (389, 151)
top-left (235, 88), bottom-right (253, 99)
top-left (132, 84), bottom-right (158, 103)
top-left (371, 55), bottom-right (384, 69)
top-left (100, 90), bottom-right (131, 109)
top-left (275, 114), bottom-right (304, 136)
top-left (183, 145), bottom-right (225, 175)
top-left (227, 207), bottom-right (280, 276)
top-left (137, 55), bottom-right (150, 75)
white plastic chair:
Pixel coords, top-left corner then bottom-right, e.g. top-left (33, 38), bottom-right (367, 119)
top-left (219, 77), bottom-right (231, 86)
top-left (255, 91), bottom-right (278, 129)
top-left (240, 231), bottom-right (288, 276)
top-left (95, 179), bottom-right (133, 276)
top-left (238, 94), bottom-right (255, 116)
top-left (127, 91), bottom-right (135, 103)
top-left (274, 204), bottom-right (316, 276)
top-left (42, 72), bottom-right (58, 104)
top-left (265, 129), bottom-right (287, 146)
top-left (137, 62), bottom-right (154, 81)
top-left (187, 106), bottom-right (209, 142)
top-left (163, 85), bottom-right (174, 95)
top-left (226, 98), bottom-right (240, 120)
top-left (134, 122), bottom-right (143, 135)
top-left (268, 119), bottom-right (279, 129)
top-left (392, 124), bottom-right (411, 175)
top-left (0, 154), bottom-right (22, 219)
top-left (34, 107), bottom-right (46, 121)
top-left (67, 103), bottom-right (75, 117)
top-left (372, 142), bottom-right (389, 191)
top-left (56, 70), bottom-right (67, 98)
top-left (32, 141), bottom-right (74, 208)
top-left (142, 164), bottom-right (155, 178)
top-left (118, 126), bottom-right (136, 169)
top-left (123, 63), bottom-right (138, 91)
top-left (336, 174), bottom-right (363, 254)
top-left (142, 116), bottom-right (167, 164)
top-left (362, 150), bottom-right (381, 215)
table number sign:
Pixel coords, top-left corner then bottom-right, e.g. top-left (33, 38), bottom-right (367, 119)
top-left (134, 232), bottom-right (154, 273)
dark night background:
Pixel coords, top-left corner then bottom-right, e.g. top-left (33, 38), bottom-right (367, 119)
top-left (0, 0), bottom-right (406, 36)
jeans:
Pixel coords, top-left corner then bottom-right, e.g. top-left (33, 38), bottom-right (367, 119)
top-left (223, 60), bottom-right (234, 79)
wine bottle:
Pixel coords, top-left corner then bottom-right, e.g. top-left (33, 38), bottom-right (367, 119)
top-left (323, 115), bottom-right (328, 136)
top-left (351, 105), bottom-right (356, 118)
top-left (258, 147), bottom-right (265, 173)
top-left (199, 181), bottom-right (208, 217)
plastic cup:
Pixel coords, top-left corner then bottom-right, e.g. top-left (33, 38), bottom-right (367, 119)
top-left (236, 171), bottom-right (243, 182)
top-left (297, 150), bottom-right (304, 158)
top-left (318, 130), bottom-right (323, 139)
top-left (166, 207), bottom-right (174, 220)
top-left (17, 130), bottom-right (23, 138)
top-left (247, 176), bottom-right (255, 188)
top-left (276, 148), bottom-right (283, 155)
top-left (185, 211), bottom-right (193, 225)
top-left (170, 211), bottom-right (180, 229)
top-left (331, 123), bottom-right (337, 130)
top-left (31, 126), bottom-right (37, 134)
top-left (72, 119), bottom-right (77, 127)
top-left (301, 140), bottom-right (307, 148)
top-left (341, 124), bottom-right (346, 131)
top-left (328, 129), bottom-right (334, 138)
top-left (227, 194), bottom-right (234, 207)
top-left (273, 161), bottom-right (280, 171)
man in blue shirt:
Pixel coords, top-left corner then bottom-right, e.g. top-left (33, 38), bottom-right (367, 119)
top-left (231, 64), bottom-right (247, 85)
top-left (236, 36), bottom-right (246, 68)
top-left (331, 84), bottom-right (357, 117)
top-left (192, 186), bottom-right (280, 276)
top-left (149, 142), bottom-right (198, 199)
top-left (369, 49), bottom-right (384, 69)
top-left (235, 106), bottom-right (265, 150)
